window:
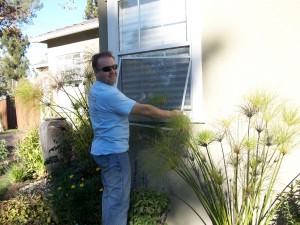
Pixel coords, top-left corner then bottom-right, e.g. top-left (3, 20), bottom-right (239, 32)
top-left (107, 0), bottom-right (203, 122)
top-left (119, 0), bottom-right (187, 51)
top-left (56, 53), bottom-right (83, 85)
top-left (114, 0), bottom-right (200, 121)
top-left (118, 47), bottom-right (191, 111)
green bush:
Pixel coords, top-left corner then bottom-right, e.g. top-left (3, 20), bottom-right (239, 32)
top-left (70, 116), bottom-right (95, 171)
top-left (0, 159), bottom-right (13, 176)
top-left (0, 175), bottom-right (10, 200)
top-left (271, 179), bottom-right (300, 225)
top-left (6, 162), bottom-right (29, 183)
top-left (39, 84), bottom-right (102, 224)
top-left (0, 193), bottom-right (56, 224)
top-left (17, 128), bottom-right (46, 178)
top-left (0, 139), bottom-right (8, 160)
top-left (128, 188), bottom-right (170, 225)
top-left (48, 163), bottom-right (103, 225)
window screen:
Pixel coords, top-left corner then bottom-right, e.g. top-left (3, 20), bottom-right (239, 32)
top-left (118, 49), bottom-right (191, 111)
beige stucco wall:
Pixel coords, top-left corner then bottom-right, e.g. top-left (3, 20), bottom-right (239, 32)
top-left (166, 1), bottom-right (300, 225)
top-left (47, 37), bottom-right (99, 75)
top-left (201, 0), bottom-right (300, 121)
top-left (201, 0), bottom-right (300, 182)
top-left (46, 36), bottom-right (99, 115)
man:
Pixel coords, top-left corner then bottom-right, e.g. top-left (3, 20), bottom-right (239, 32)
top-left (88, 51), bottom-right (180, 225)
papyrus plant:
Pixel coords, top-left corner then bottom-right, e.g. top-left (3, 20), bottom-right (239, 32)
top-left (140, 90), bottom-right (300, 225)
top-left (14, 47), bottom-right (96, 171)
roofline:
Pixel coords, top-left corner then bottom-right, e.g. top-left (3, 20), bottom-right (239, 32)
top-left (31, 18), bottom-right (99, 44)
top-left (33, 62), bottom-right (48, 69)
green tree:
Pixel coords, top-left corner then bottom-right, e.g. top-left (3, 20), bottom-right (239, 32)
top-left (84, 0), bottom-right (98, 20)
top-left (0, 0), bottom-right (42, 95)
top-left (0, 0), bottom-right (42, 36)
top-left (0, 27), bottom-right (29, 81)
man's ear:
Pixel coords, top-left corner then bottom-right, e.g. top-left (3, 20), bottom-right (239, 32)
top-left (94, 72), bottom-right (100, 81)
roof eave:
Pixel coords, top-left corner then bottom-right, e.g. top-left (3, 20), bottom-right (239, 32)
top-left (31, 20), bottom-right (99, 44)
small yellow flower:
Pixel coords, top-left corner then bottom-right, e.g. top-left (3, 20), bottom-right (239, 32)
top-left (65, 193), bottom-right (68, 197)
top-left (80, 183), bottom-right (84, 188)
top-left (71, 184), bottom-right (76, 189)
top-left (81, 178), bottom-right (84, 181)
top-left (96, 167), bottom-right (100, 171)
top-left (69, 175), bottom-right (74, 179)
top-left (99, 188), bottom-right (103, 192)
top-left (57, 187), bottom-right (62, 190)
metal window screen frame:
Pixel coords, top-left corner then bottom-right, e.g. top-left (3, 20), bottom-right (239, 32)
top-left (117, 56), bottom-right (191, 118)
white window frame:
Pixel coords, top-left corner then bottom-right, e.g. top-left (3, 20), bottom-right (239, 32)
top-left (118, 0), bottom-right (188, 51)
top-left (107, 0), bottom-right (204, 123)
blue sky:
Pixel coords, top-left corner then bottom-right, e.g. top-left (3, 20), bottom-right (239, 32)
top-left (23, 0), bottom-right (87, 65)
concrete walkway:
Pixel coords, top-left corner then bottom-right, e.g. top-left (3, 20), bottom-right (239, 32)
top-left (0, 132), bottom-right (22, 151)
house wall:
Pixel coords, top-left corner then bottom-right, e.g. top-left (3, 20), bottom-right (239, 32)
top-left (47, 31), bottom-right (99, 71)
top-left (46, 33), bottom-right (99, 114)
top-left (104, 1), bottom-right (300, 224)
top-left (201, 1), bottom-right (300, 122)
top-left (200, 0), bottom-right (300, 183)
top-left (146, 1), bottom-right (300, 225)
top-left (172, 1), bottom-right (300, 225)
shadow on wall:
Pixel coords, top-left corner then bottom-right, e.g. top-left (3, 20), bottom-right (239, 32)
top-left (201, 35), bottom-right (227, 73)
top-left (164, 36), bottom-right (228, 225)
top-left (165, 171), bottom-right (212, 225)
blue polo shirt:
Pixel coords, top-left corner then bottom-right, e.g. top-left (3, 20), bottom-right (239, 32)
top-left (88, 81), bottom-right (136, 155)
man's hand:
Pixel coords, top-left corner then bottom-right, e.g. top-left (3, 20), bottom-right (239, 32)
top-left (171, 110), bottom-right (183, 117)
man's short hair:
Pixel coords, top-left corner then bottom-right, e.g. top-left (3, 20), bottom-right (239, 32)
top-left (92, 51), bottom-right (115, 70)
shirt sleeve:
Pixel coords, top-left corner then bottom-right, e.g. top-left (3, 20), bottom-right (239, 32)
top-left (106, 88), bottom-right (136, 116)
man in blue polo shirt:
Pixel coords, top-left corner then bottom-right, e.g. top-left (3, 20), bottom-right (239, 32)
top-left (88, 51), bottom-right (180, 225)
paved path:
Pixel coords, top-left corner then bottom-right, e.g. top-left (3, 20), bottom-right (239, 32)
top-left (0, 132), bottom-right (22, 151)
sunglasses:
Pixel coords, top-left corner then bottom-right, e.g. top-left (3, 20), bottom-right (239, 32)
top-left (97, 64), bottom-right (118, 72)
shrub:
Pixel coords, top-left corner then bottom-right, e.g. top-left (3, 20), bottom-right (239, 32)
top-left (6, 162), bottom-right (29, 183)
top-left (0, 193), bottom-right (56, 224)
top-left (69, 115), bottom-right (95, 172)
top-left (128, 188), bottom-right (170, 225)
top-left (48, 163), bottom-right (103, 225)
top-left (41, 77), bottom-right (101, 224)
top-left (0, 158), bottom-right (13, 176)
top-left (17, 128), bottom-right (46, 178)
top-left (41, 87), bottom-right (102, 224)
top-left (0, 139), bottom-right (8, 160)
top-left (0, 176), bottom-right (10, 200)
top-left (271, 178), bottom-right (300, 225)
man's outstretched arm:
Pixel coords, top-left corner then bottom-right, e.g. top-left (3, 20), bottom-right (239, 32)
top-left (130, 102), bottom-right (181, 118)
